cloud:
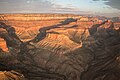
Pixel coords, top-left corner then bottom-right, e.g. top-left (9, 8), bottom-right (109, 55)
top-left (51, 3), bottom-right (93, 14)
top-left (0, 0), bottom-right (91, 14)
top-left (105, 0), bottom-right (120, 10)
top-left (0, 0), bottom-right (54, 13)
top-left (93, 0), bottom-right (120, 10)
top-left (93, 0), bottom-right (108, 1)
top-left (52, 6), bottom-right (92, 14)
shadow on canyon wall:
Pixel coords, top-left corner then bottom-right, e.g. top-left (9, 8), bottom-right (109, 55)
top-left (0, 17), bottom-right (120, 80)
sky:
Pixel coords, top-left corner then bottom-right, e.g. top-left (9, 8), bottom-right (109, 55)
top-left (0, 0), bottom-right (120, 17)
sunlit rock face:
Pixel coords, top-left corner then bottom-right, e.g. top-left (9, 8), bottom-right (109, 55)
top-left (0, 14), bottom-right (91, 52)
top-left (0, 71), bottom-right (25, 80)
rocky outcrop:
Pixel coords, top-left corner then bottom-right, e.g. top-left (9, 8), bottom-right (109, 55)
top-left (0, 14), bottom-right (120, 80)
top-left (0, 71), bottom-right (25, 80)
top-left (0, 14), bottom-right (88, 52)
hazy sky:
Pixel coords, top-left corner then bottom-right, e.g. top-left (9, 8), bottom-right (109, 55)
top-left (0, 0), bottom-right (120, 17)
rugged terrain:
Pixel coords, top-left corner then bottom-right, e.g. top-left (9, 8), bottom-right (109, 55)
top-left (0, 14), bottom-right (119, 52)
top-left (0, 14), bottom-right (120, 80)
top-left (0, 14), bottom-right (89, 52)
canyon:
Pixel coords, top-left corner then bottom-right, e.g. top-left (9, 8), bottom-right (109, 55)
top-left (0, 14), bottom-right (120, 80)
top-left (0, 14), bottom-right (119, 52)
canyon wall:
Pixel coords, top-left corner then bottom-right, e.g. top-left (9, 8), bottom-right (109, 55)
top-left (0, 14), bottom-right (119, 52)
